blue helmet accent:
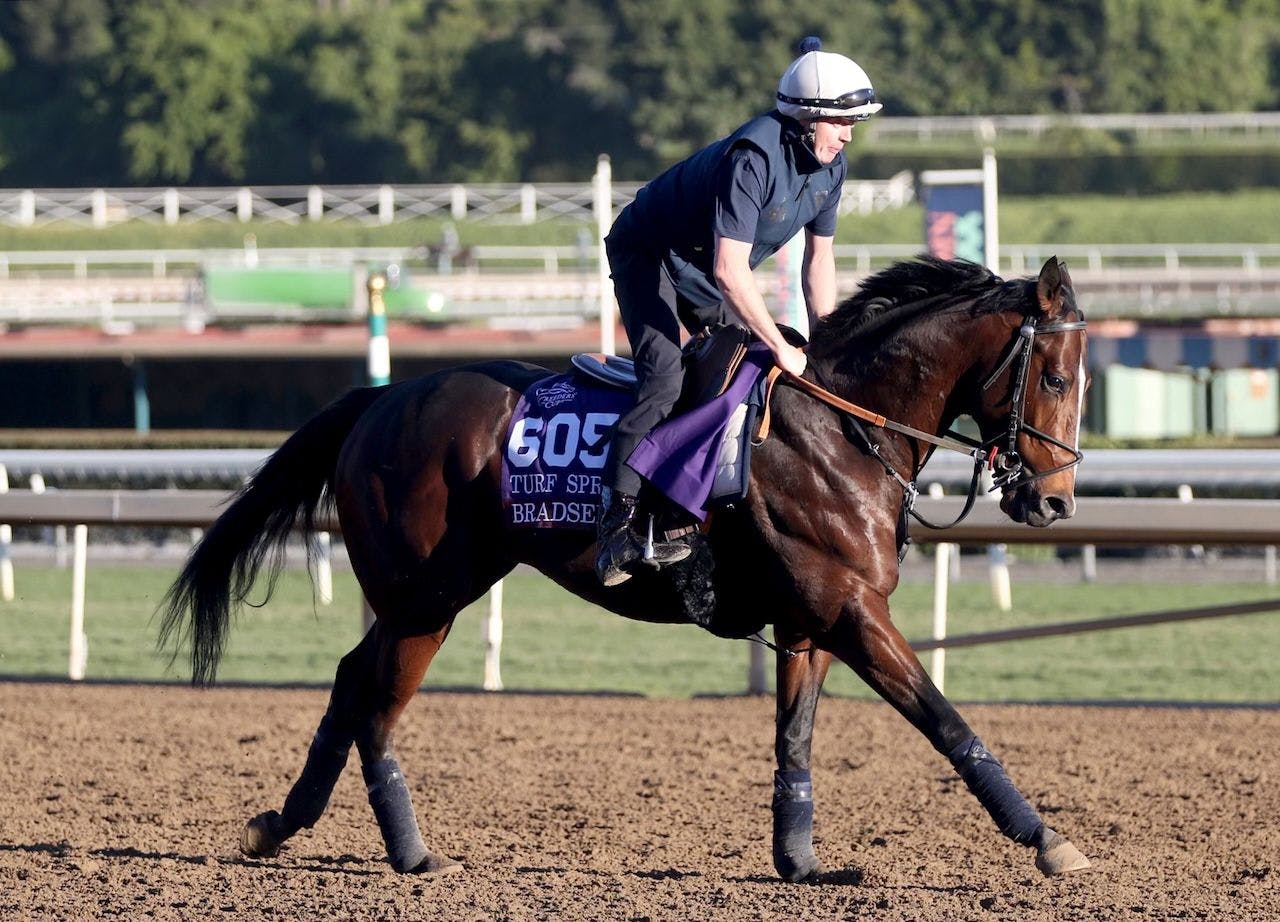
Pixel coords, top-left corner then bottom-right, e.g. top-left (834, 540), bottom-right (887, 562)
top-left (799, 36), bottom-right (822, 54)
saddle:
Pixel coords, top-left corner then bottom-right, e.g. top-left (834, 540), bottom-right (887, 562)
top-left (678, 323), bottom-right (753, 409)
top-left (568, 322), bottom-right (753, 403)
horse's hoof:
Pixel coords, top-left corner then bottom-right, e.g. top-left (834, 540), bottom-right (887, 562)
top-left (776, 855), bottom-right (825, 883)
top-left (408, 851), bottom-right (463, 875)
top-left (1035, 829), bottom-right (1091, 876)
top-left (240, 810), bottom-right (285, 859)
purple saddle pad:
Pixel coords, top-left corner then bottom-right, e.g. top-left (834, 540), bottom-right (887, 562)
top-left (627, 343), bottom-right (771, 521)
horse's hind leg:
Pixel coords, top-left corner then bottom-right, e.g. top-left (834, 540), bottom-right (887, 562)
top-left (821, 588), bottom-right (1089, 876)
top-left (240, 620), bottom-right (460, 873)
top-left (771, 630), bottom-right (832, 882)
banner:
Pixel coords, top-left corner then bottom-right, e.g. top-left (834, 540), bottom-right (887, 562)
top-left (923, 183), bottom-right (985, 264)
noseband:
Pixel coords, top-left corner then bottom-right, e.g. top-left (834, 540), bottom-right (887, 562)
top-left (978, 313), bottom-right (1088, 491)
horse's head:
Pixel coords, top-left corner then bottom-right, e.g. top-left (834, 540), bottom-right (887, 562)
top-left (973, 257), bottom-right (1089, 527)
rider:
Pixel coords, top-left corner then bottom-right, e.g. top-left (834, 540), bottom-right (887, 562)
top-left (596, 36), bottom-right (882, 587)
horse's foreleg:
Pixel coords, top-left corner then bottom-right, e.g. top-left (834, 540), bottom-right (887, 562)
top-left (821, 592), bottom-right (1089, 876)
top-left (772, 630), bottom-right (832, 882)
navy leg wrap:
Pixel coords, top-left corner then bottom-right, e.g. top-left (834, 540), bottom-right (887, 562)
top-left (363, 755), bottom-right (429, 873)
top-left (949, 737), bottom-right (1043, 844)
top-left (280, 714), bottom-right (353, 834)
top-left (772, 770), bottom-right (820, 882)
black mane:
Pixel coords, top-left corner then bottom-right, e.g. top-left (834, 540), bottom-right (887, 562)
top-left (812, 256), bottom-right (1031, 348)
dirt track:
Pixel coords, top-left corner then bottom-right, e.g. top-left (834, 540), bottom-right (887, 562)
top-left (1, 682), bottom-right (1276, 921)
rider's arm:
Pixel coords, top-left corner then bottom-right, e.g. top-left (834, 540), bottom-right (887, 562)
top-left (714, 235), bottom-right (807, 376)
top-left (802, 229), bottom-right (838, 326)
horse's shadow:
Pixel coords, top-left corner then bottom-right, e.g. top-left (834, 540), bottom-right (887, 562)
top-left (730, 867), bottom-right (866, 886)
top-left (0, 841), bottom-right (381, 877)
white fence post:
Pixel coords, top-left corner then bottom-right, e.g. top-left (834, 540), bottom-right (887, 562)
top-left (928, 483), bottom-right (951, 692)
top-left (237, 187), bottom-right (253, 222)
top-left (1178, 484), bottom-right (1204, 560)
top-left (29, 474), bottom-right (69, 567)
top-left (1266, 546), bottom-right (1277, 585)
top-left (988, 543), bottom-right (1012, 612)
top-left (91, 189), bottom-right (108, 228)
top-left (69, 524), bottom-right (89, 680)
top-left (983, 468), bottom-right (1011, 611)
top-left (163, 188), bottom-right (180, 225)
top-left (520, 184), bottom-right (537, 224)
top-left (0, 464), bottom-right (12, 602)
top-left (593, 155), bottom-right (616, 356)
top-left (450, 185), bottom-right (467, 220)
top-left (307, 186), bottom-right (324, 221)
top-left (482, 580), bottom-right (504, 691)
top-left (378, 185), bottom-right (395, 225)
top-left (1081, 544), bottom-right (1098, 582)
top-left (316, 531), bottom-right (333, 605)
top-left (18, 189), bottom-right (36, 226)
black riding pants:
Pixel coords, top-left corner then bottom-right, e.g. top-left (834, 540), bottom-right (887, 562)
top-left (604, 241), bottom-right (726, 496)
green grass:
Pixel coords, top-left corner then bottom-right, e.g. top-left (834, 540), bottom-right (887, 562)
top-left (4, 189), bottom-right (1280, 251)
top-left (1, 564), bottom-right (1276, 703)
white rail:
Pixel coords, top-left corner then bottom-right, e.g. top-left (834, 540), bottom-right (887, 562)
top-left (3, 488), bottom-right (1278, 684)
top-left (4, 243), bottom-right (1280, 326)
top-left (6, 448), bottom-right (1280, 492)
top-left (862, 111), bottom-right (1280, 144)
top-left (4, 242), bottom-right (1280, 280)
top-left (0, 174), bottom-right (915, 229)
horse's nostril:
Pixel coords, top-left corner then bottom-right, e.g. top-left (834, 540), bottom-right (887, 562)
top-left (1044, 495), bottom-right (1072, 518)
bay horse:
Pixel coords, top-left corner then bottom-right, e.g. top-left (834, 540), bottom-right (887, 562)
top-left (160, 256), bottom-right (1091, 881)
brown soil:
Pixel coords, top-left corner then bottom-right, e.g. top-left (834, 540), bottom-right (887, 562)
top-left (1, 682), bottom-right (1276, 921)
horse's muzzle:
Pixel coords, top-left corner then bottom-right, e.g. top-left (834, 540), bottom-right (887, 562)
top-left (1001, 486), bottom-right (1076, 527)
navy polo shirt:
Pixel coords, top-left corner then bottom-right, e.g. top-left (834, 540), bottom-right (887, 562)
top-left (609, 111), bottom-right (845, 308)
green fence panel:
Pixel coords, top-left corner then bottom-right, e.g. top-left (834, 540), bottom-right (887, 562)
top-left (1102, 366), bottom-right (1201, 439)
top-left (206, 268), bottom-right (354, 309)
top-left (1211, 369), bottom-right (1280, 436)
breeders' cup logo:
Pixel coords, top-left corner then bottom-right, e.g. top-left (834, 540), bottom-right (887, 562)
top-left (535, 380), bottom-right (577, 409)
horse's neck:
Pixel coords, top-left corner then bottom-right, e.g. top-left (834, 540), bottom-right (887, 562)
top-left (809, 312), bottom-right (1005, 473)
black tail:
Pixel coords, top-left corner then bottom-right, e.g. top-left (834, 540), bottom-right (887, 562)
top-left (158, 386), bottom-right (385, 685)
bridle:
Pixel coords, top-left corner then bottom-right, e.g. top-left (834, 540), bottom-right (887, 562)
top-left (769, 310), bottom-right (1088, 531)
top-left (979, 312), bottom-right (1088, 492)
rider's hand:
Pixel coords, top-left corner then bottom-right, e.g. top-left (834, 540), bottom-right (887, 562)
top-left (773, 343), bottom-right (808, 377)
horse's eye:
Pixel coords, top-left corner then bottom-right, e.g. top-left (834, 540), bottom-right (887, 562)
top-left (1043, 372), bottom-right (1068, 394)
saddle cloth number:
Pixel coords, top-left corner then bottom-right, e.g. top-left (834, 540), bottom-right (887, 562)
top-left (506, 411), bottom-right (618, 470)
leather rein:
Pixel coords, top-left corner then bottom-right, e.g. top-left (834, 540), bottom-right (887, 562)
top-left (760, 312), bottom-right (1088, 531)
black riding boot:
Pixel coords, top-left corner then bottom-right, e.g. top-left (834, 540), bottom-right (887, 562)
top-left (595, 490), bottom-right (691, 587)
top-left (595, 490), bottom-right (645, 587)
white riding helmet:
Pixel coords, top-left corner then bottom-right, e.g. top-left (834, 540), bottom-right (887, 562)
top-left (776, 37), bottom-right (882, 122)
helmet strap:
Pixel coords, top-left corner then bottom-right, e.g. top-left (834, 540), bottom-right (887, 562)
top-left (803, 122), bottom-right (817, 153)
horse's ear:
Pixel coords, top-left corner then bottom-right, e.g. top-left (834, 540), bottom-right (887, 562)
top-left (1036, 256), bottom-right (1070, 317)
top-left (1056, 258), bottom-right (1074, 292)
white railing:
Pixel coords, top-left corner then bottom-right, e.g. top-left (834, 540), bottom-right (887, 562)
top-left (4, 242), bottom-right (1279, 281)
top-left (0, 174), bottom-right (915, 229)
top-left (863, 111), bottom-right (1280, 144)
top-left (7, 448), bottom-right (1280, 492)
top-left (2, 487), bottom-right (1277, 685)
top-left (5, 242), bottom-right (1280, 326)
